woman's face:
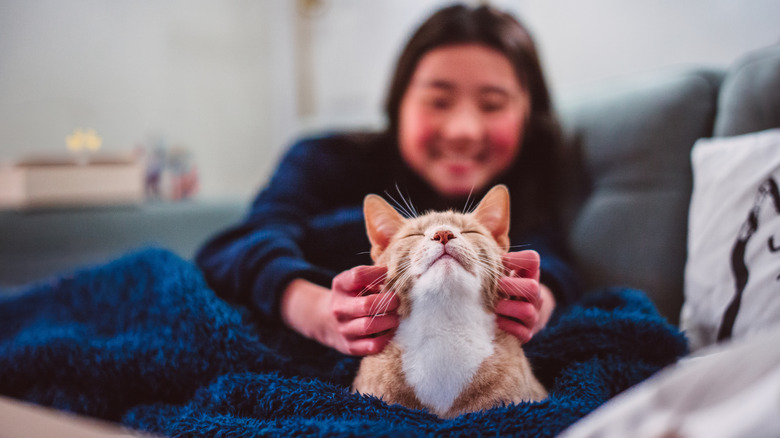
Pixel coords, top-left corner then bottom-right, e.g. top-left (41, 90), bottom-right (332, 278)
top-left (398, 44), bottom-right (530, 198)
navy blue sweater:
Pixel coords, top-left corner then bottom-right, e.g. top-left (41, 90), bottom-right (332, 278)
top-left (196, 133), bottom-right (580, 324)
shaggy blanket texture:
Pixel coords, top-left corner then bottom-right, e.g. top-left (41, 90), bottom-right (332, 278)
top-left (0, 248), bottom-right (686, 437)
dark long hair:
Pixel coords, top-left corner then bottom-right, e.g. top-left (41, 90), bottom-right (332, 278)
top-left (383, 3), bottom-right (563, 232)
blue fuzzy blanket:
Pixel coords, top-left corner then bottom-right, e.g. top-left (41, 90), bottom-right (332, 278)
top-left (0, 248), bottom-right (686, 437)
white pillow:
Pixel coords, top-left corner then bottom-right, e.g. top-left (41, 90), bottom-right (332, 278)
top-left (682, 128), bottom-right (780, 351)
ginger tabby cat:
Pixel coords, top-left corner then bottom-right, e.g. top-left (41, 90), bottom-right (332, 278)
top-left (352, 185), bottom-right (547, 418)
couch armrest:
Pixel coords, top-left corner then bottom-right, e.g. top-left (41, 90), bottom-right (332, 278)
top-left (714, 44), bottom-right (780, 137)
top-left (0, 201), bottom-right (245, 287)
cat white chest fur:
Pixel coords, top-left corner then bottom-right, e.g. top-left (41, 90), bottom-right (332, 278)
top-left (395, 260), bottom-right (495, 415)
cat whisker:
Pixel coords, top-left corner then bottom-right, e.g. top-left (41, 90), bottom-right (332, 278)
top-left (501, 258), bottom-right (542, 272)
top-left (506, 244), bottom-right (532, 250)
top-left (384, 184), bottom-right (419, 219)
top-left (502, 256), bottom-right (542, 263)
top-left (372, 289), bottom-right (399, 317)
top-left (365, 262), bottom-right (414, 317)
top-left (385, 194), bottom-right (414, 219)
top-left (370, 261), bottom-right (412, 321)
top-left (476, 265), bottom-right (505, 278)
top-left (367, 283), bottom-right (404, 326)
top-left (471, 258), bottom-right (510, 279)
top-left (462, 184), bottom-right (477, 214)
top-left (358, 273), bottom-right (390, 297)
top-left (396, 183), bottom-right (419, 218)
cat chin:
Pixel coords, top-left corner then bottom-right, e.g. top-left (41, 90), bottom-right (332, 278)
top-left (419, 245), bottom-right (472, 273)
top-left (430, 254), bottom-right (460, 270)
top-left (412, 260), bottom-right (479, 301)
top-left (429, 257), bottom-right (469, 276)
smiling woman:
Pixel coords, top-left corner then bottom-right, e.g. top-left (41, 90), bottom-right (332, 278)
top-left (398, 44), bottom-right (530, 198)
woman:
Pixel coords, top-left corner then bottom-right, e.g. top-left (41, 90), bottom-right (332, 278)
top-left (196, 4), bottom-right (580, 356)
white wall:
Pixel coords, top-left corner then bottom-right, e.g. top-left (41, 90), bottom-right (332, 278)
top-left (502, 0), bottom-right (780, 93)
top-left (1, 0), bottom-right (778, 200)
top-left (305, 0), bottom-right (780, 129)
top-left (0, 0), bottom-right (297, 200)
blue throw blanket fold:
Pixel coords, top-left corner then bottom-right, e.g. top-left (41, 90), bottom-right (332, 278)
top-left (0, 248), bottom-right (686, 437)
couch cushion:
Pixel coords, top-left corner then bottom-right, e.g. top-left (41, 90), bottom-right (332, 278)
top-left (558, 69), bottom-right (722, 324)
top-left (714, 44), bottom-right (780, 137)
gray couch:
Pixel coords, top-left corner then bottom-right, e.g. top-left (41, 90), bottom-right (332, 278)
top-left (559, 44), bottom-right (780, 324)
top-left (2, 45), bottom-right (778, 326)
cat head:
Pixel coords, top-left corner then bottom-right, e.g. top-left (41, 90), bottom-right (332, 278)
top-left (363, 185), bottom-right (511, 315)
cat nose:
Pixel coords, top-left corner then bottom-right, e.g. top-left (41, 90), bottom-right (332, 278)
top-left (432, 230), bottom-right (455, 245)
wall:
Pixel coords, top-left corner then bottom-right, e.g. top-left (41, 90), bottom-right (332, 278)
top-left (305, 0), bottom-right (780, 129)
top-left (1, 0), bottom-right (778, 200)
top-left (0, 0), bottom-right (297, 200)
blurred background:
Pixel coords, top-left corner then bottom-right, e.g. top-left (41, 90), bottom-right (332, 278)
top-left (1, 0), bottom-right (778, 202)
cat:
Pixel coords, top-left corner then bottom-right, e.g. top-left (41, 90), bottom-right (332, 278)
top-left (352, 184), bottom-right (547, 418)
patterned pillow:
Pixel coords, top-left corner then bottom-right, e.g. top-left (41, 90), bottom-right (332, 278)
top-left (682, 128), bottom-right (780, 350)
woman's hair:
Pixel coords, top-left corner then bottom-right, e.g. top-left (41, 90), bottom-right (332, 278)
top-left (384, 3), bottom-right (564, 232)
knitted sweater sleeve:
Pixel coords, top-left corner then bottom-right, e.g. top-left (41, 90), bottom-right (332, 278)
top-left (195, 139), bottom-right (344, 323)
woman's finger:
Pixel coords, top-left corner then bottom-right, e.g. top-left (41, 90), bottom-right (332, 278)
top-left (343, 331), bottom-right (396, 356)
top-left (502, 250), bottom-right (540, 280)
top-left (495, 298), bottom-right (538, 327)
top-left (498, 276), bottom-right (541, 307)
top-left (339, 313), bottom-right (400, 338)
top-left (497, 316), bottom-right (534, 344)
top-left (332, 265), bottom-right (388, 295)
top-left (332, 291), bottom-right (400, 320)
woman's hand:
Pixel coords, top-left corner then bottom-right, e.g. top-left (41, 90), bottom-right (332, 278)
top-left (281, 266), bottom-right (400, 356)
top-left (496, 250), bottom-right (555, 344)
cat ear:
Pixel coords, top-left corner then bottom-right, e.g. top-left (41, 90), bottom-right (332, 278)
top-left (472, 185), bottom-right (511, 251)
top-left (364, 194), bottom-right (405, 261)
